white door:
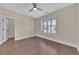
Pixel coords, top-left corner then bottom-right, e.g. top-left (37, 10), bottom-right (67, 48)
top-left (3, 17), bottom-right (8, 42)
top-left (0, 17), bottom-right (8, 45)
top-left (0, 18), bottom-right (4, 45)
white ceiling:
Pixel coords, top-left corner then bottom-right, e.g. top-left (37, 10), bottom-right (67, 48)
top-left (0, 3), bottom-right (74, 18)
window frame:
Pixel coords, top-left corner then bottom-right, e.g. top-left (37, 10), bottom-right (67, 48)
top-left (41, 18), bottom-right (56, 34)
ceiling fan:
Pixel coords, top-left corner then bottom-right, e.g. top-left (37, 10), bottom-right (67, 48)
top-left (29, 3), bottom-right (43, 12)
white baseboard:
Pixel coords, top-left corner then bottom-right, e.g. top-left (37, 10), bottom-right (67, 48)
top-left (8, 35), bottom-right (14, 38)
top-left (0, 41), bottom-right (3, 45)
top-left (36, 35), bottom-right (78, 48)
top-left (14, 34), bottom-right (79, 52)
top-left (15, 35), bottom-right (35, 41)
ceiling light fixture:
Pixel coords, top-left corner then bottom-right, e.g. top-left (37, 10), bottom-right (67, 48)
top-left (29, 3), bottom-right (43, 12)
top-left (33, 8), bottom-right (37, 10)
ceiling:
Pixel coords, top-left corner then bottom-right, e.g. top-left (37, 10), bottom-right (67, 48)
top-left (0, 3), bottom-right (74, 19)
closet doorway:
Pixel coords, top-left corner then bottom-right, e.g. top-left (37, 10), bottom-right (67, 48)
top-left (0, 17), bottom-right (15, 45)
top-left (7, 17), bottom-right (15, 41)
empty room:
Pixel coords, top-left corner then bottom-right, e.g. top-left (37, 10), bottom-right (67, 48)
top-left (0, 3), bottom-right (79, 55)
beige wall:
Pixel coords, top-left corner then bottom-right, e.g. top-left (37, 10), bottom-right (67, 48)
top-left (77, 4), bottom-right (79, 51)
top-left (0, 7), bottom-right (35, 40)
top-left (36, 4), bottom-right (78, 48)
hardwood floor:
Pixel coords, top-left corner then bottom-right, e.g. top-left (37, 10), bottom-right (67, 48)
top-left (0, 36), bottom-right (78, 55)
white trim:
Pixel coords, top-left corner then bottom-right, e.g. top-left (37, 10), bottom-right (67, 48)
top-left (8, 35), bottom-right (14, 38)
top-left (15, 35), bottom-right (79, 52)
top-left (0, 41), bottom-right (3, 45)
top-left (15, 35), bottom-right (35, 41)
top-left (36, 34), bottom-right (78, 48)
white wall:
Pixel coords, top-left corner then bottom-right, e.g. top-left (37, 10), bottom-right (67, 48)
top-left (0, 7), bottom-right (35, 40)
top-left (36, 4), bottom-right (78, 48)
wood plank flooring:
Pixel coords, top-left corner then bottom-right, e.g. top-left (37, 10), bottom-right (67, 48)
top-left (0, 36), bottom-right (78, 55)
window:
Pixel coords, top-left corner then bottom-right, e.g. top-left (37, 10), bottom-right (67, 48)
top-left (41, 19), bottom-right (56, 34)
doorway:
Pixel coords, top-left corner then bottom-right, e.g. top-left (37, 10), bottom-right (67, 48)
top-left (7, 17), bottom-right (15, 41)
top-left (0, 17), bottom-right (15, 45)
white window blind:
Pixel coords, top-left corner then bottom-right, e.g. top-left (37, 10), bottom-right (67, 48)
top-left (41, 19), bottom-right (56, 34)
